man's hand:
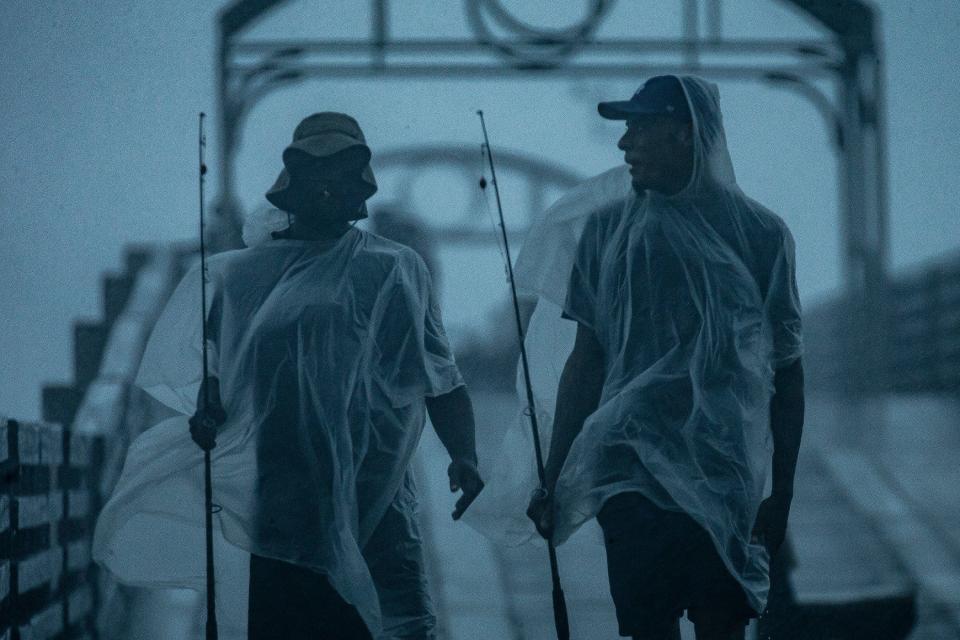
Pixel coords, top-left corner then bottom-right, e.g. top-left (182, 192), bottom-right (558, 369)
top-left (526, 487), bottom-right (555, 540)
top-left (751, 493), bottom-right (791, 556)
top-left (427, 386), bottom-right (482, 521)
top-left (448, 457), bottom-right (484, 520)
top-left (189, 377), bottom-right (226, 452)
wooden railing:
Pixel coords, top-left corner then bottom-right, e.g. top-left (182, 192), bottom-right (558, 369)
top-left (2, 244), bottom-right (190, 639)
top-left (1, 419), bottom-right (102, 639)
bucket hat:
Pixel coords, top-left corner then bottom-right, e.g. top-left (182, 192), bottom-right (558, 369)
top-left (265, 112), bottom-right (378, 214)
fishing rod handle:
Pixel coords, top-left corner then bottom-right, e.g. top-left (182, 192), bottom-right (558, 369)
top-left (553, 584), bottom-right (571, 640)
top-left (204, 451), bottom-right (218, 639)
top-left (548, 536), bottom-right (570, 639)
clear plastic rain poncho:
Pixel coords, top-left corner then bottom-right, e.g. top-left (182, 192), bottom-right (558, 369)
top-left (466, 76), bottom-right (802, 612)
top-left (93, 218), bottom-right (463, 638)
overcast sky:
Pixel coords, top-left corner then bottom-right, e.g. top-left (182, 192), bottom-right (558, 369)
top-left (2, 1), bottom-right (958, 420)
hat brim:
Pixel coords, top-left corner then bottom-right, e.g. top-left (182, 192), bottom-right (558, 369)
top-left (598, 100), bottom-right (678, 120)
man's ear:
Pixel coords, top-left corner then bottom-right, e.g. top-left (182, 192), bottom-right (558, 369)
top-left (676, 122), bottom-right (694, 147)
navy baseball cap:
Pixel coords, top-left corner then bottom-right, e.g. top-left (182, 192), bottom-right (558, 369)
top-left (597, 75), bottom-right (692, 121)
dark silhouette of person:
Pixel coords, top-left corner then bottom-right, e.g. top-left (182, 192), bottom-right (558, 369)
top-left (189, 112), bottom-right (484, 639)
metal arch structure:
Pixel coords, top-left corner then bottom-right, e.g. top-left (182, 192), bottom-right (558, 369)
top-left (212, 0), bottom-right (890, 393)
top-left (370, 143), bottom-right (583, 244)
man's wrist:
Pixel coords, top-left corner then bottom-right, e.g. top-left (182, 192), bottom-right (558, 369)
top-left (542, 467), bottom-right (560, 494)
top-left (451, 451), bottom-right (478, 467)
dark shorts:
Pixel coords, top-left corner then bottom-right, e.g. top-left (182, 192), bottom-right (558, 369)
top-left (248, 554), bottom-right (372, 640)
top-left (597, 492), bottom-right (757, 637)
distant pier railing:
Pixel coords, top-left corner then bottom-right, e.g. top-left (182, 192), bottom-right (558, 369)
top-left (804, 251), bottom-right (960, 394)
top-left (887, 253), bottom-right (960, 392)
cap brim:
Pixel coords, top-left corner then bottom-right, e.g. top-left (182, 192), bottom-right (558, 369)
top-left (597, 100), bottom-right (666, 120)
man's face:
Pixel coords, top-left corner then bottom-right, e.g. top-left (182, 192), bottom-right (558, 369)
top-left (617, 114), bottom-right (694, 195)
top-left (287, 165), bottom-right (371, 219)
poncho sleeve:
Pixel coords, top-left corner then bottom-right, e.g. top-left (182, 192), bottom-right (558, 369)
top-left (134, 260), bottom-right (222, 415)
top-left (373, 250), bottom-right (463, 407)
top-left (766, 224), bottom-right (804, 368)
top-left (561, 211), bottom-right (605, 332)
top-left (513, 165), bottom-right (630, 308)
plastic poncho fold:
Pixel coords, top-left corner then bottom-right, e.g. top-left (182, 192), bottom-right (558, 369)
top-left (93, 225), bottom-right (463, 637)
top-left (465, 75), bottom-right (802, 613)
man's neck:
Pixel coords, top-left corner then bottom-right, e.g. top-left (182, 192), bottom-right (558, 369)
top-left (657, 173), bottom-right (693, 197)
top-left (273, 216), bottom-right (352, 241)
top-left (633, 172), bottom-right (693, 198)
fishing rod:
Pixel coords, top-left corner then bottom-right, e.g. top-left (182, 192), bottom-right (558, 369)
top-left (476, 110), bottom-right (570, 640)
top-left (198, 111), bottom-right (219, 640)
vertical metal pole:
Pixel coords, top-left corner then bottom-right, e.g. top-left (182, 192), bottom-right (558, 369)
top-left (216, 34), bottom-right (230, 222)
top-left (213, 33), bottom-right (244, 250)
top-left (683, 0), bottom-right (700, 66)
top-left (372, 0), bottom-right (388, 70)
top-left (837, 44), bottom-right (892, 458)
top-left (867, 45), bottom-right (891, 392)
top-left (872, 54), bottom-right (890, 287)
top-left (838, 63), bottom-right (863, 396)
top-left (839, 46), bottom-right (889, 399)
top-left (706, 0), bottom-right (722, 41)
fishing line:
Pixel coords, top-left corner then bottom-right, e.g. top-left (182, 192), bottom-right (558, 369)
top-left (478, 143), bottom-right (510, 280)
top-left (476, 109), bottom-right (571, 640)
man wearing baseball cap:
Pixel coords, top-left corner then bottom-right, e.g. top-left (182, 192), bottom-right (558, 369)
top-left (525, 76), bottom-right (805, 639)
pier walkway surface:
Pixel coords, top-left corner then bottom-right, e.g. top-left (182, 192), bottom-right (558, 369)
top-left (419, 391), bottom-right (960, 639)
top-left (108, 390), bottom-right (960, 639)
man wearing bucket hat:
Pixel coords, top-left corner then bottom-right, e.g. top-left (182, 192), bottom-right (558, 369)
top-left (244, 113), bottom-right (485, 637)
top-left (94, 112), bottom-right (483, 639)
top-left (520, 76), bottom-right (805, 639)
